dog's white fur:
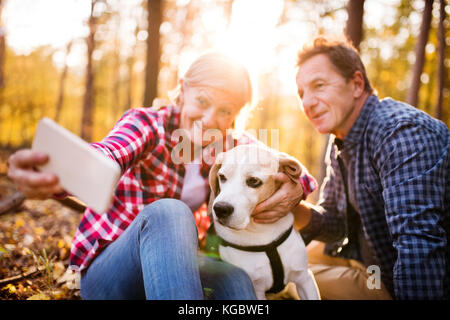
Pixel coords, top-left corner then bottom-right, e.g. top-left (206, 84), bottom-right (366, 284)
top-left (208, 144), bottom-right (321, 300)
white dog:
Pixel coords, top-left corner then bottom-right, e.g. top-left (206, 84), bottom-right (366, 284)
top-left (208, 144), bottom-right (320, 300)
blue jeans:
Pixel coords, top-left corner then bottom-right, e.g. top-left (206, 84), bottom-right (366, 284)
top-left (80, 199), bottom-right (256, 300)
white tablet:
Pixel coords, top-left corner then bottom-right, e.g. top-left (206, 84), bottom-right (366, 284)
top-left (32, 117), bottom-right (121, 213)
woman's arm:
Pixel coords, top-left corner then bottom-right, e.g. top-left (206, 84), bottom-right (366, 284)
top-left (7, 108), bottom-right (160, 200)
top-left (90, 108), bottom-right (160, 173)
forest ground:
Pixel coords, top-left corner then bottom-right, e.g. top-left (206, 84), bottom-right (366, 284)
top-left (0, 149), bottom-right (81, 300)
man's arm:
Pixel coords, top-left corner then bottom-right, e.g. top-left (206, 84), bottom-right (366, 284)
top-left (374, 121), bottom-right (449, 299)
top-left (292, 201), bottom-right (313, 230)
top-left (296, 148), bottom-right (346, 245)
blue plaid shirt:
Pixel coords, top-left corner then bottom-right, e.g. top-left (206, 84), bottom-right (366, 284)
top-left (301, 95), bottom-right (450, 300)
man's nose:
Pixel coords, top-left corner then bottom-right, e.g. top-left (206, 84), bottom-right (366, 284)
top-left (300, 92), bottom-right (317, 114)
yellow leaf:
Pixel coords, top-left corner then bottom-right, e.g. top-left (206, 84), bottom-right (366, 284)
top-left (21, 247), bottom-right (32, 255)
top-left (33, 227), bottom-right (45, 236)
top-left (15, 218), bottom-right (25, 228)
top-left (2, 284), bottom-right (17, 294)
top-left (27, 293), bottom-right (51, 300)
top-left (50, 290), bottom-right (65, 300)
top-left (59, 247), bottom-right (68, 260)
top-left (57, 239), bottom-right (65, 248)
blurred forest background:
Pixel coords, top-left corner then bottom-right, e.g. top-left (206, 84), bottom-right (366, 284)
top-left (0, 0), bottom-right (448, 299)
top-left (0, 0), bottom-right (448, 187)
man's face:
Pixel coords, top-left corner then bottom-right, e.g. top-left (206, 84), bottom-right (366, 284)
top-left (296, 54), bottom-right (358, 139)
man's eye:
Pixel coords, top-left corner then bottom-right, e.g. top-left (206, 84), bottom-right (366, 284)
top-left (218, 174), bottom-right (227, 182)
top-left (246, 177), bottom-right (262, 188)
top-left (315, 82), bottom-right (324, 88)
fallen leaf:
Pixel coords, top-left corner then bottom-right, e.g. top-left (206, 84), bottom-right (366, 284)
top-left (27, 293), bottom-right (51, 300)
top-left (50, 289), bottom-right (65, 299)
top-left (0, 246), bottom-right (7, 256)
top-left (57, 239), bottom-right (65, 248)
top-left (23, 234), bottom-right (34, 246)
top-left (15, 218), bottom-right (25, 228)
top-left (52, 261), bottom-right (66, 279)
top-left (57, 269), bottom-right (80, 290)
top-left (2, 284), bottom-right (17, 294)
top-left (4, 244), bottom-right (15, 251)
top-left (33, 227), bottom-right (45, 236)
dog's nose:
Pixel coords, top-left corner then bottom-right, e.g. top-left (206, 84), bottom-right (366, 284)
top-left (213, 201), bottom-right (234, 219)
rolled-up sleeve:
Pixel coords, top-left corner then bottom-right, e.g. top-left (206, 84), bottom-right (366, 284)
top-left (91, 108), bottom-right (159, 174)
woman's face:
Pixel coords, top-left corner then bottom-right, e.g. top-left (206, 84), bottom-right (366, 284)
top-left (178, 84), bottom-right (243, 147)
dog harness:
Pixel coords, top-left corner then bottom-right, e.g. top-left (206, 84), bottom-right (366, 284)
top-left (219, 226), bottom-right (293, 294)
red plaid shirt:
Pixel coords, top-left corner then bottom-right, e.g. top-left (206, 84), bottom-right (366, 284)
top-left (69, 105), bottom-right (317, 272)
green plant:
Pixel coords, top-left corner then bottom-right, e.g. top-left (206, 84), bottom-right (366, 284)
top-left (31, 249), bottom-right (54, 290)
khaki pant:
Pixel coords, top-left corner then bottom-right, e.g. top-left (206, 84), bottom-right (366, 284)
top-left (307, 241), bottom-right (392, 300)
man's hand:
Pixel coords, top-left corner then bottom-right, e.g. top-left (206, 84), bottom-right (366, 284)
top-left (252, 172), bottom-right (304, 224)
top-left (7, 149), bottom-right (64, 199)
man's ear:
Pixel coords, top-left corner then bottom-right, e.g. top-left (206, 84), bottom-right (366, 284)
top-left (351, 71), bottom-right (365, 98)
top-left (278, 152), bottom-right (302, 184)
top-left (207, 152), bottom-right (224, 216)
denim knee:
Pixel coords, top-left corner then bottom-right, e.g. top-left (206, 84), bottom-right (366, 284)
top-left (138, 199), bottom-right (198, 237)
top-left (223, 265), bottom-right (253, 286)
top-left (199, 257), bottom-right (256, 299)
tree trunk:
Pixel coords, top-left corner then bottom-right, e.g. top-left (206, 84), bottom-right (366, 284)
top-left (124, 55), bottom-right (135, 116)
top-left (123, 25), bottom-right (139, 116)
top-left (435, 0), bottom-right (446, 120)
top-left (81, 0), bottom-right (97, 141)
top-left (345, 0), bottom-right (365, 50)
top-left (112, 33), bottom-right (121, 120)
top-left (143, 0), bottom-right (162, 107)
top-left (0, 0), bottom-right (5, 90)
top-left (55, 41), bottom-right (73, 123)
top-left (406, 0), bottom-right (433, 108)
top-left (0, 0), bottom-right (5, 127)
top-left (172, 1), bottom-right (195, 88)
top-left (224, 0), bottom-right (234, 28)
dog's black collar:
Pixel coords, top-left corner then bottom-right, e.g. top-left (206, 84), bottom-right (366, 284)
top-left (219, 226), bottom-right (293, 294)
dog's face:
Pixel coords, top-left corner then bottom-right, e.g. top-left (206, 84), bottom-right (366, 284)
top-left (208, 144), bottom-right (302, 230)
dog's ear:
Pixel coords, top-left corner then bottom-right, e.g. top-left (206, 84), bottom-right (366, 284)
top-left (278, 152), bottom-right (302, 184)
top-left (207, 152), bottom-right (224, 216)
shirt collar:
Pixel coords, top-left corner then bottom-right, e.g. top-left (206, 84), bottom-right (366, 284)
top-left (337, 94), bottom-right (379, 149)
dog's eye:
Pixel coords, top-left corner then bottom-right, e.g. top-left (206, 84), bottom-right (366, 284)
top-left (218, 174), bottom-right (227, 182)
top-left (246, 177), bottom-right (262, 188)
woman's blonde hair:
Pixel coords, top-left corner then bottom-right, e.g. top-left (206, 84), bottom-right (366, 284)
top-left (169, 52), bottom-right (253, 134)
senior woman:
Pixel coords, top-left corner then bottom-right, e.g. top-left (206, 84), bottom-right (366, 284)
top-left (7, 52), bottom-right (315, 299)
